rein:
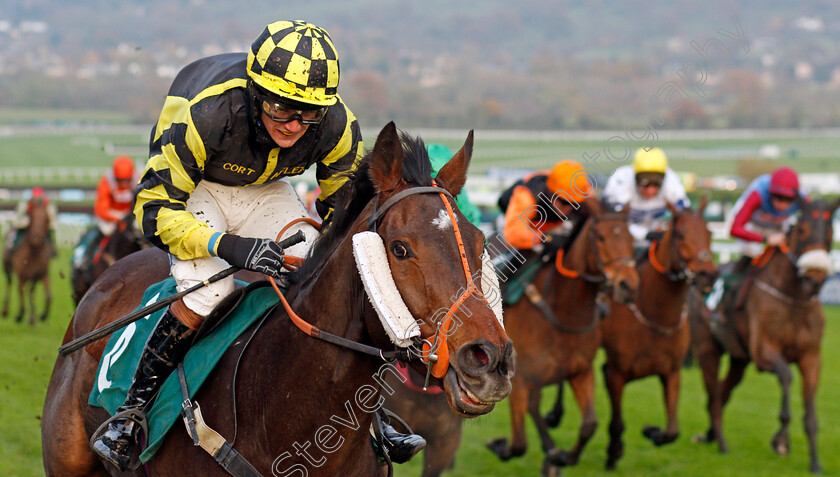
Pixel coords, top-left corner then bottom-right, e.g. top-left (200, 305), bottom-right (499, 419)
top-left (753, 279), bottom-right (820, 307)
top-left (627, 301), bottom-right (688, 336)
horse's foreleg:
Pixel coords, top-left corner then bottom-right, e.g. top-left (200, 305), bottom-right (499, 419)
top-left (798, 353), bottom-right (822, 474)
top-left (15, 278), bottom-right (26, 322)
top-left (768, 355), bottom-right (792, 456)
top-left (40, 275), bottom-right (51, 322)
top-left (486, 377), bottom-right (528, 461)
top-left (1, 268), bottom-right (9, 318)
top-left (603, 363), bottom-right (626, 470)
top-left (544, 381), bottom-right (564, 428)
top-left (28, 279), bottom-right (37, 325)
top-left (526, 382), bottom-right (555, 455)
top-left (692, 344), bottom-right (728, 452)
top-left (720, 357), bottom-right (749, 406)
top-left (548, 368), bottom-right (596, 468)
top-left (643, 370), bottom-right (680, 446)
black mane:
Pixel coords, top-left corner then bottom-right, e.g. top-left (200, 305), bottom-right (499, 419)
top-left (288, 131), bottom-right (433, 285)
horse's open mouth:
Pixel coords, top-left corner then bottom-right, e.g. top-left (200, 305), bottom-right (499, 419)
top-left (444, 368), bottom-right (496, 417)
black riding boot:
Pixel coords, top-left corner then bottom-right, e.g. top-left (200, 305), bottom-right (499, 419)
top-left (372, 409), bottom-right (426, 464)
top-left (382, 422), bottom-right (427, 464)
top-left (91, 307), bottom-right (195, 471)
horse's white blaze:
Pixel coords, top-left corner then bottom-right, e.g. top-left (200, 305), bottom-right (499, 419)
top-left (432, 209), bottom-right (454, 230)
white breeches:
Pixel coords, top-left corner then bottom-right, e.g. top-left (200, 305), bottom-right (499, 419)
top-left (172, 180), bottom-right (320, 317)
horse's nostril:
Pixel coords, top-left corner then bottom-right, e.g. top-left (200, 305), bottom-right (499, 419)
top-left (474, 347), bottom-right (490, 367)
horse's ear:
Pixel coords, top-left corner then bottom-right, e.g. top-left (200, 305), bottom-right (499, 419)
top-left (699, 195), bottom-right (709, 215)
top-left (584, 197), bottom-right (603, 218)
top-left (666, 201), bottom-right (679, 217)
top-left (435, 130), bottom-right (473, 197)
top-left (369, 122), bottom-right (405, 194)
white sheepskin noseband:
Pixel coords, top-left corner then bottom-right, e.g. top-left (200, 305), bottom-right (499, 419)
top-left (480, 253), bottom-right (505, 328)
top-left (796, 249), bottom-right (834, 276)
top-left (352, 232), bottom-right (420, 348)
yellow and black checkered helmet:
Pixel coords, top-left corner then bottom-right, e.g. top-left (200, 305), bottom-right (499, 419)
top-left (247, 20), bottom-right (340, 107)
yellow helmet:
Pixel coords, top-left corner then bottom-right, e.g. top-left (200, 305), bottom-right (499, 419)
top-left (632, 147), bottom-right (668, 174)
top-left (247, 20), bottom-right (340, 107)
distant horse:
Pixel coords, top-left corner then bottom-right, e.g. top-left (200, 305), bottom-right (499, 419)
top-left (487, 200), bottom-right (638, 476)
top-left (690, 197), bottom-right (838, 474)
top-left (2, 197), bottom-right (52, 324)
top-left (71, 213), bottom-right (150, 304)
top-left (384, 363), bottom-right (464, 477)
top-left (42, 123), bottom-right (514, 476)
top-left (598, 202), bottom-right (717, 470)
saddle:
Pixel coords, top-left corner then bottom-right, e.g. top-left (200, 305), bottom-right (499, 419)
top-left (88, 277), bottom-right (279, 463)
top-left (496, 249), bottom-right (547, 306)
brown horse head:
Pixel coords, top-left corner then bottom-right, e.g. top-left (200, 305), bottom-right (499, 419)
top-left (361, 123), bottom-right (513, 417)
top-left (787, 197), bottom-right (839, 297)
top-left (578, 199), bottom-right (639, 304)
top-left (665, 199), bottom-right (718, 294)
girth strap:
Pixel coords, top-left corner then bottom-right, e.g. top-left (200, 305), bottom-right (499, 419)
top-left (178, 364), bottom-right (263, 477)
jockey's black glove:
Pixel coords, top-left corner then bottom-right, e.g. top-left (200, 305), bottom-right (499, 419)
top-left (645, 230), bottom-right (664, 243)
top-left (543, 233), bottom-right (567, 255)
top-left (217, 234), bottom-right (285, 278)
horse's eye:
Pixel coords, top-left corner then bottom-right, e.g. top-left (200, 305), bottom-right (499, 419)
top-left (390, 241), bottom-right (411, 259)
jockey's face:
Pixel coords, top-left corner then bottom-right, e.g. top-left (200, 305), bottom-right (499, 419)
top-left (636, 174), bottom-right (663, 200)
top-left (261, 111), bottom-right (309, 148)
top-left (771, 194), bottom-right (795, 213)
top-left (115, 178), bottom-right (133, 190)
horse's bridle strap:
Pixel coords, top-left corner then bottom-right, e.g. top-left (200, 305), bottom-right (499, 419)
top-left (367, 186), bottom-right (453, 230)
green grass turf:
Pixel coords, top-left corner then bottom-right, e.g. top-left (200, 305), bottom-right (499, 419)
top-left (0, 247), bottom-right (838, 476)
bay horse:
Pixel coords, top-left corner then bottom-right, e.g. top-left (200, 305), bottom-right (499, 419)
top-left (42, 123), bottom-right (514, 476)
top-left (690, 197), bottom-right (838, 474)
top-left (2, 196), bottom-right (52, 324)
top-left (383, 363), bottom-right (464, 477)
top-left (486, 200), bottom-right (639, 476)
top-left (71, 213), bottom-right (150, 304)
top-left (598, 202), bottom-right (717, 470)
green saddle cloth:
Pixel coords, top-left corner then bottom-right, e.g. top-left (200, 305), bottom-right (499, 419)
top-left (88, 276), bottom-right (279, 462)
top-left (500, 254), bottom-right (545, 306)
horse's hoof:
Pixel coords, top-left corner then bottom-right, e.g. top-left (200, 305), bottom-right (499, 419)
top-left (547, 448), bottom-right (577, 467)
top-left (486, 437), bottom-right (514, 461)
top-left (642, 426), bottom-right (664, 444)
top-left (810, 462), bottom-right (823, 474)
top-left (691, 433), bottom-right (711, 444)
top-left (545, 410), bottom-right (561, 428)
top-left (772, 440), bottom-right (790, 456)
top-left (605, 459), bottom-right (617, 471)
top-left (541, 460), bottom-right (562, 477)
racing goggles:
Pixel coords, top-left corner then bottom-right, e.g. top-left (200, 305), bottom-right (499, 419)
top-left (636, 177), bottom-right (663, 189)
top-left (259, 97), bottom-right (327, 125)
